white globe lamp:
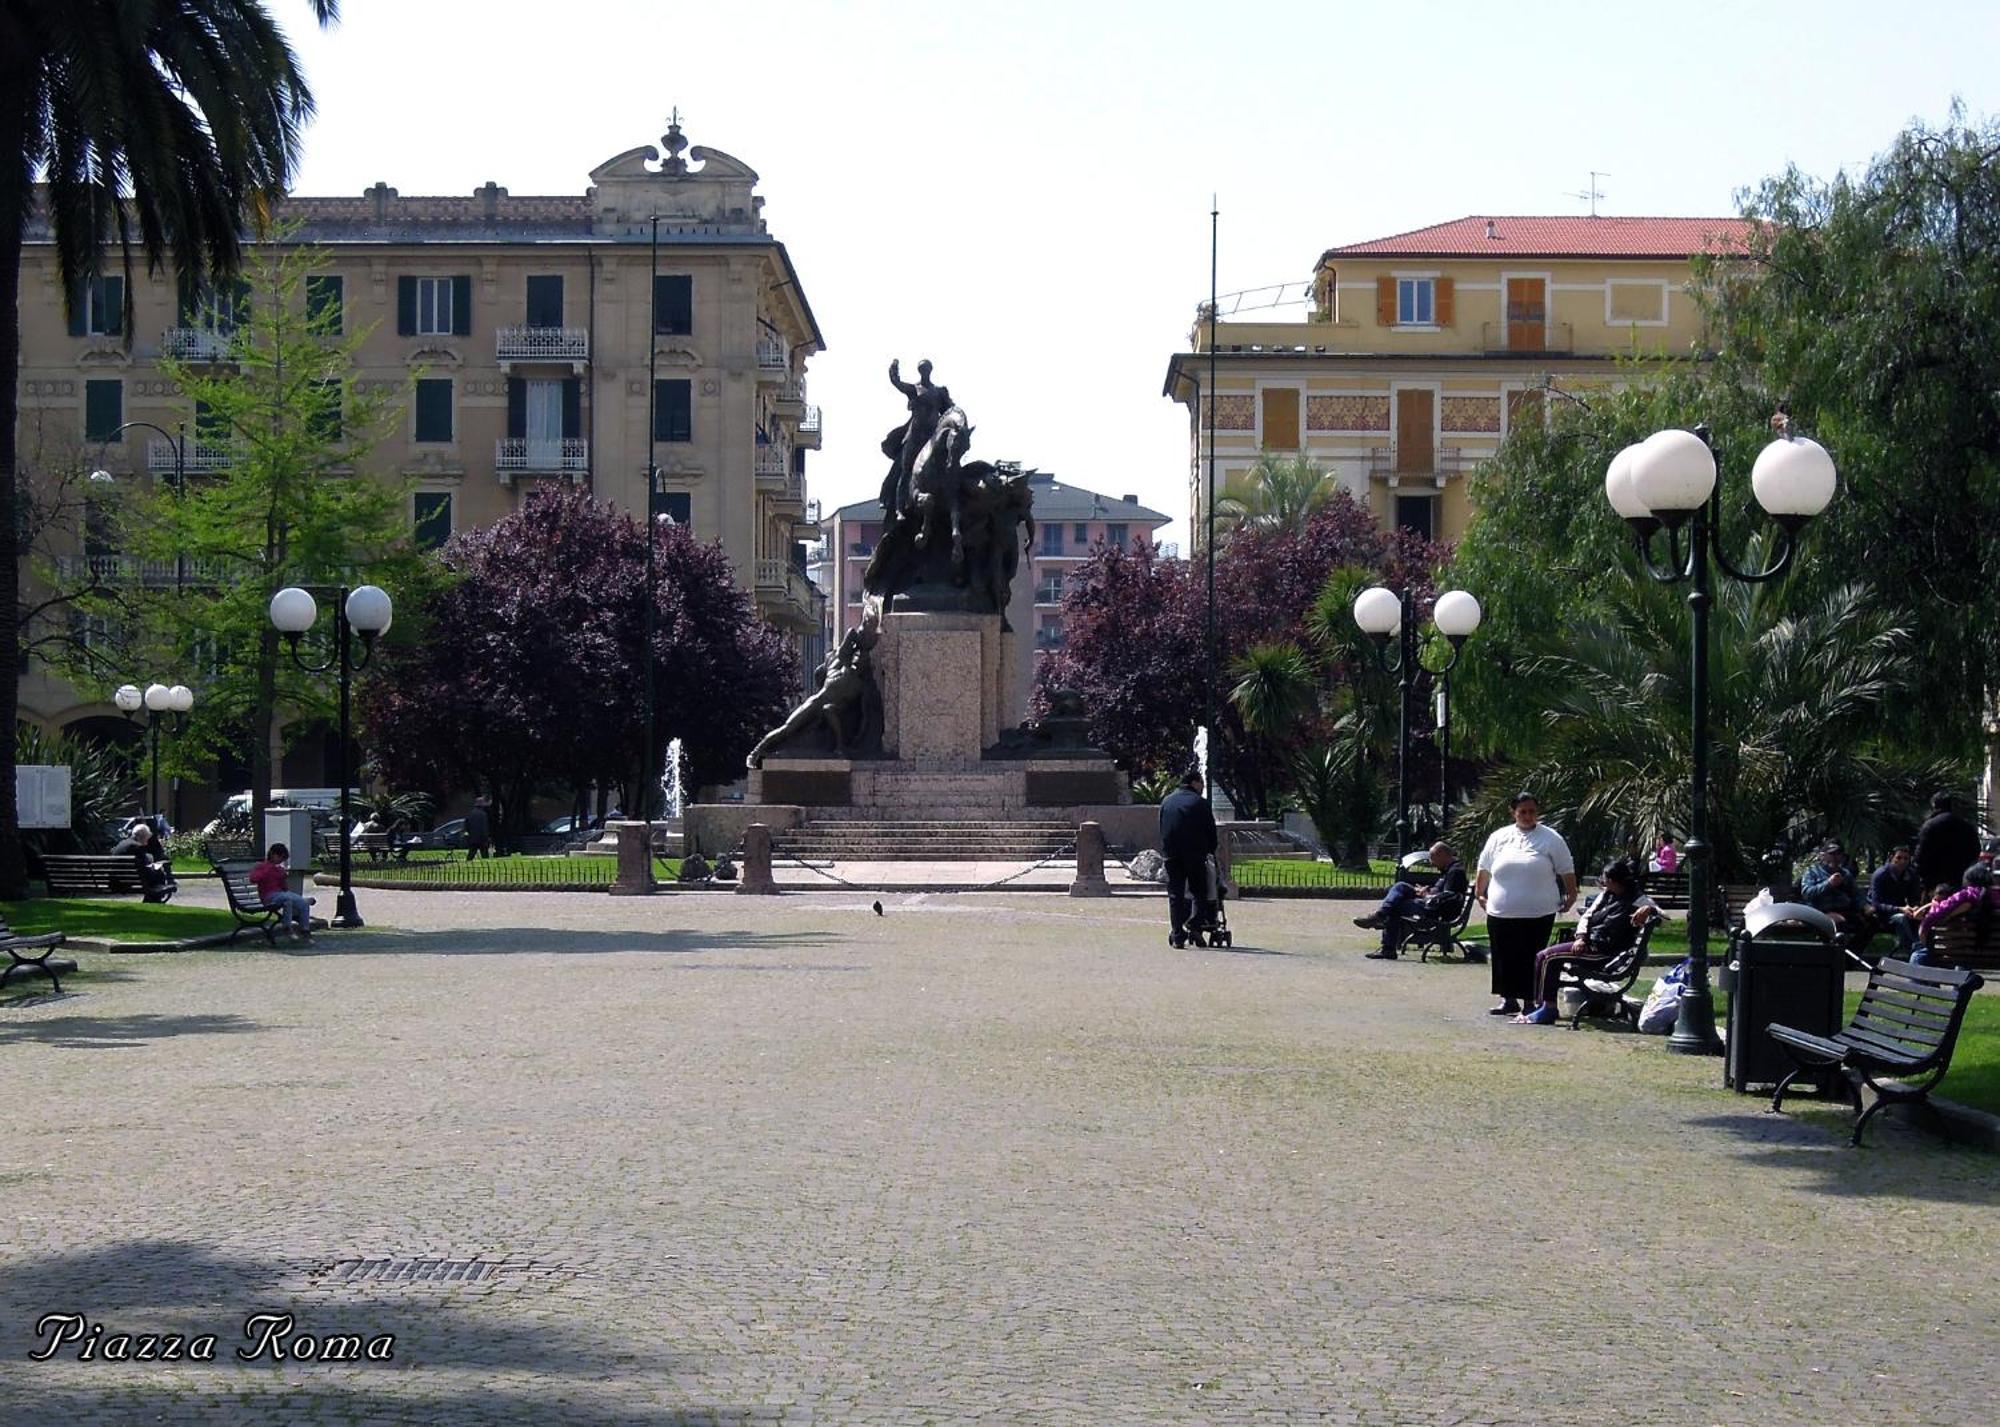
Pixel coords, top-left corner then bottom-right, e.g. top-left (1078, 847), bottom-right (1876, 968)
top-left (1750, 434), bottom-right (1837, 531)
top-left (345, 584), bottom-right (393, 637)
top-left (1352, 586), bottom-right (1402, 639)
top-left (269, 587), bottom-right (318, 635)
top-left (1631, 428), bottom-right (1716, 527)
top-left (1433, 590), bottom-right (1482, 644)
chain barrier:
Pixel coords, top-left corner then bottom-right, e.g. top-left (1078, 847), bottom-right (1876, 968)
top-left (762, 842), bottom-right (1086, 894)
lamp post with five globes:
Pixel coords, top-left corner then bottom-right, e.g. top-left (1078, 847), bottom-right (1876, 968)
top-left (268, 584), bottom-right (394, 929)
top-left (1352, 585), bottom-right (1483, 860)
top-left (1602, 414), bottom-right (1836, 1054)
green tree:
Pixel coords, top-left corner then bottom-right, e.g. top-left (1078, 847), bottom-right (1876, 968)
top-left (1213, 452), bottom-right (1342, 540)
top-left (2, 1), bottom-right (339, 894)
top-left (69, 240), bottom-right (425, 827)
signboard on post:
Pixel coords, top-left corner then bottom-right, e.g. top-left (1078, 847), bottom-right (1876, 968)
top-left (17, 765), bottom-right (73, 831)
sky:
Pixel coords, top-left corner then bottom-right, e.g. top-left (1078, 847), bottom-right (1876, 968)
top-left (282, 0), bottom-right (2000, 547)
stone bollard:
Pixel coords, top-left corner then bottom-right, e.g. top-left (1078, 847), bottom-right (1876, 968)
top-left (735, 823), bottom-right (778, 895)
top-left (606, 821), bottom-right (656, 896)
top-left (1069, 821), bottom-right (1111, 897)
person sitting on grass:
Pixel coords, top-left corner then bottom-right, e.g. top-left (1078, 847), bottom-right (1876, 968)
top-left (1515, 858), bottom-right (1660, 1026)
top-left (1353, 841), bottom-right (1468, 961)
top-left (248, 842), bottom-right (314, 942)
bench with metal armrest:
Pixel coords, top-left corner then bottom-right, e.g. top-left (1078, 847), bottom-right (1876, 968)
top-left (0, 916), bottom-right (69, 994)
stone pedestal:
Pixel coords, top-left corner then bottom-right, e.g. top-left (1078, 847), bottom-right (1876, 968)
top-left (606, 821), bottom-right (655, 896)
top-left (1069, 821), bottom-right (1110, 897)
top-left (735, 823), bottom-right (777, 895)
top-left (876, 610), bottom-right (1020, 760)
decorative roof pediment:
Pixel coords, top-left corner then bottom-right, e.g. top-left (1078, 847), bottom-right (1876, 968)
top-left (587, 114), bottom-right (767, 237)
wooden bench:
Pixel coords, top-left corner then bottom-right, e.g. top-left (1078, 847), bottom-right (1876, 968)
top-left (1558, 917), bottom-right (1661, 1029)
top-left (347, 831), bottom-right (409, 863)
top-left (214, 860), bottom-right (282, 946)
top-left (1405, 890), bottom-right (1475, 963)
top-left (1645, 871), bottom-right (1691, 909)
top-left (1925, 905), bottom-right (2000, 970)
top-left (1767, 958), bottom-right (1985, 1145)
top-left (39, 853), bottom-right (147, 898)
top-left (0, 916), bottom-right (69, 994)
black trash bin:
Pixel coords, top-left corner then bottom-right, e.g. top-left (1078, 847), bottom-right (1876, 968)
top-left (1723, 901), bottom-right (1846, 1094)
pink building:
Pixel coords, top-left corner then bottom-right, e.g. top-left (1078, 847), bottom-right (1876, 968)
top-left (820, 469), bottom-right (1171, 658)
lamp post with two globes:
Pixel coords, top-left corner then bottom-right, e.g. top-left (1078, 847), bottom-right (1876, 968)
top-left (1602, 414), bottom-right (1836, 1055)
top-left (268, 584), bottom-right (394, 929)
top-left (1352, 585), bottom-right (1483, 859)
top-left (113, 680), bottom-right (194, 819)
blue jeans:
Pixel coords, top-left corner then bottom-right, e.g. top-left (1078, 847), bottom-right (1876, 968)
top-left (265, 890), bottom-right (312, 931)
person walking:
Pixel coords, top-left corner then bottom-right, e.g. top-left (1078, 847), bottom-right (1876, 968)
top-left (1915, 792), bottom-right (1980, 893)
top-left (1159, 769), bottom-right (1218, 949)
top-left (1473, 791), bottom-right (1577, 1016)
top-left (464, 796), bottom-right (492, 862)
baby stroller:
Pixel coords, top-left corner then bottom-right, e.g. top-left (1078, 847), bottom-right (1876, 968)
top-left (1187, 853), bottom-right (1233, 948)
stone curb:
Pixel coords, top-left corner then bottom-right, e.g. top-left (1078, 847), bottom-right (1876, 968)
top-left (1930, 1096), bottom-right (2000, 1149)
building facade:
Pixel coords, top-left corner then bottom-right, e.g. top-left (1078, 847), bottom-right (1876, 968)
top-left (1163, 215), bottom-right (1754, 545)
top-left (14, 120), bottom-right (827, 793)
top-left (822, 471), bottom-right (1170, 658)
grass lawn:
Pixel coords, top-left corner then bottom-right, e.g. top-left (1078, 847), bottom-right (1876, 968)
top-left (2, 897), bottom-right (236, 943)
top-left (348, 853), bottom-right (680, 886)
top-left (1233, 858), bottom-right (1394, 890)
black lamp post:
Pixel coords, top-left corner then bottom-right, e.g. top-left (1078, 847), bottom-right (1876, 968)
top-left (1354, 585), bottom-right (1481, 860)
top-left (113, 680), bottom-right (193, 816)
top-left (269, 584), bottom-right (393, 928)
top-left (1603, 415), bottom-right (1836, 1055)
top-left (90, 419), bottom-right (189, 596)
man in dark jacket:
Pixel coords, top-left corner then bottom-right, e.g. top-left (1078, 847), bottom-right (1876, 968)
top-left (1354, 842), bottom-right (1467, 959)
top-left (1159, 770), bottom-right (1218, 948)
top-left (464, 797), bottom-right (492, 862)
top-left (1915, 792), bottom-right (1980, 893)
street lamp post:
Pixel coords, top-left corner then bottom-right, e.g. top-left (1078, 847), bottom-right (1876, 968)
top-left (114, 681), bottom-right (194, 816)
top-left (1354, 585), bottom-right (1481, 859)
top-left (90, 419), bottom-right (189, 595)
top-left (269, 584), bottom-right (394, 929)
top-left (1603, 416), bottom-right (1836, 1055)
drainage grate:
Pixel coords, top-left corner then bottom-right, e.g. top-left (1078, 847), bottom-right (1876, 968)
top-left (317, 1257), bottom-right (500, 1285)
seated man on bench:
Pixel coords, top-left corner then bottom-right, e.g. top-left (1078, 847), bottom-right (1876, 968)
top-left (109, 821), bottom-right (177, 904)
top-left (1354, 841), bottom-right (1467, 961)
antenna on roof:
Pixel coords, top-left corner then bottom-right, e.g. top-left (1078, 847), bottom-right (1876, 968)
top-left (1566, 172), bottom-right (1610, 217)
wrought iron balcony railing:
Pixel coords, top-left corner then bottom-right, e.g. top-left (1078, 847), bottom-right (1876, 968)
top-left (495, 437), bottom-right (589, 474)
top-left (495, 326), bottom-right (590, 362)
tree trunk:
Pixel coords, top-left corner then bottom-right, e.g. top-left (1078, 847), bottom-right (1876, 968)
top-left (0, 147), bottom-right (29, 899)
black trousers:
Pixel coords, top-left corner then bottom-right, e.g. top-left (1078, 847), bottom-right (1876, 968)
top-left (1165, 855), bottom-right (1212, 937)
top-left (1488, 914), bottom-right (1556, 1004)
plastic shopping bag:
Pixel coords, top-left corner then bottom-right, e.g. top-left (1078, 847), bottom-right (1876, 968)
top-left (1637, 958), bottom-right (1691, 1035)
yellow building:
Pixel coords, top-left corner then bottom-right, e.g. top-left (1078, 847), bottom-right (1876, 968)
top-left (13, 119), bottom-right (826, 796)
top-left (1163, 214), bottom-right (1754, 544)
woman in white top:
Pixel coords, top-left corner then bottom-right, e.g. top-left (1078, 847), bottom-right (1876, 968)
top-left (1474, 791), bottom-right (1578, 1015)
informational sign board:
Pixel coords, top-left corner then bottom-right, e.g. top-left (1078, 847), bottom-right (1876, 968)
top-left (17, 765), bottom-right (73, 830)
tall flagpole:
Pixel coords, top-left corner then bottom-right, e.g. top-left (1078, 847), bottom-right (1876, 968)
top-left (1205, 197), bottom-right (1219, 812)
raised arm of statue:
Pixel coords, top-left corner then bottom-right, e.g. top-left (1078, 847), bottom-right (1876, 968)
top-left (888, 359), bottom-right (917, 399)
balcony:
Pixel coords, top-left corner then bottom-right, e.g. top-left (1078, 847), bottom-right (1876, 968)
top-left (755, 448), bottom-right (788, 483)
top-left (1477, 320), bottom-right (1575, 355)
top-left (160, 327), bottom-right (235, 363)
top-left (1363, 444), bottom-right (1480, 488)
top-left (496, 326), bottom-right (589, 367)
top-left (754, 558), bottom-right (820, 632)
top-left (772, 377), bottom-right (807, 422)
top-left (55, 554), bottom-right (228, 587)
top-left (150, 438), bottom-right (232, 474)
top-left (495, 437), bottom-right (590, 481)
top-left (795, 404), bottom-right (822, 449)
top-left (755, 336), bottom-right (789, 383)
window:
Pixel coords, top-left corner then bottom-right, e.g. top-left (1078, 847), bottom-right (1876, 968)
top-left (305, 275), bottom-right (344, 333)
top-left (1040, 524), bottom-right (1064, 556)
top-left (1037, 615), bottom-right (1065, 650)
top-left (651, 490), bottom-right (692, 526)
top-left (194, 399), bottom-right (229, 444)
top-left (1394, 495), bottom-right (1434, 541)
top-left (414, 378), bottom-right (453, 443)
top-left (654, 275), bottom-right (693, 335)
top-left (308, 380), bottom-right (342, 443)
top-left (68, 275), bottom-right (124, 336)
top-left (525, 275), bottom-right (564, 328)
top-left (1106, 523), bottom-right (1128, 550)
top-left (397, 275), bottom-right (472, 336)
top-left (85, 380), bottom-right (123, 441)
top-left (1073, 523), bottom-right (1089, 545)
top-left (1397, 278), bottom-right (1435, 326)
top-left (413, 492), bottom-right (452, 552)
top-left (653, 379), bottom-right (692, 443)
top-left (1036, 571), bottom-right (1065, 604)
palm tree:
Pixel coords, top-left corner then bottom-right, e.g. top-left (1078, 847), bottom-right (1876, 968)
top-left (1, 2), bottom-right (338, 895)
top-left (1214, 452), bottom-right (1341, 540)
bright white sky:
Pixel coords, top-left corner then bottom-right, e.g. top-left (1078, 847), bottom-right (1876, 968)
top-left (284, 0), bottom-right (2000, 546)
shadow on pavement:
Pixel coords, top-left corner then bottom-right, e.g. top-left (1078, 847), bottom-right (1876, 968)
top-left (0, 1012), bottom-right (264, 1049)
top-left (1687, 1111), bottom-right (2000, 1203)
top-left (0, 1239), bottom-right (740, 1424)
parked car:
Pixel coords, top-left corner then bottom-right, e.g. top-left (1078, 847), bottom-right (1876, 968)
top-left (540, 815), bottom-right (598, 837)
top-left (399, 818), bottom-right (469, 853)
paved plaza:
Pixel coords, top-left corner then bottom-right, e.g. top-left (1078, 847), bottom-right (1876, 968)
top-left (2, 886), bottom-right (1995, 1425)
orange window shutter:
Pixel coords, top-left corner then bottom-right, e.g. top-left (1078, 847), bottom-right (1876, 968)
top-left (1435, 277), bottom-right (1455, 327)
top-left (1376, 277), bottom-right (1396, 326)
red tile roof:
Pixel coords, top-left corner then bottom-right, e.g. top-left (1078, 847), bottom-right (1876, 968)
top-left (1320, 215), bottom-right (1759, 261)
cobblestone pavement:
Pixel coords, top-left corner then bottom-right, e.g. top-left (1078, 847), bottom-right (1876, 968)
top-left (2, 887), bottom-right (1995, 1425)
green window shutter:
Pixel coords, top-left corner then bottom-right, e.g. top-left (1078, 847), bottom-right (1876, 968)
top-left (655, 275), bottom-right (692, 335)
top-left (101, 276), bottom-right (124, 335)
top-left (66, 277), bottom-right (87, 336)
top-left (654, 380), bottom-right (692, 442)
top-left (413, 493), bottom-right (453, 552)
top-left (505, 378), bottom-right (526, 439)
top-left (397, 277), bottom-right (416, 335)
top-left (177, 272), bottom-right (199, 325)
top-left (85, 380), bottom-right (123, 441)
top-left (306, 275), bottom-right (343, 333)
top-left (451, 275), bottom-right (472, 336)
top-left (561, 377), bottom-right (581, 437)
top-left (414, 379), bottom-right (453, 443)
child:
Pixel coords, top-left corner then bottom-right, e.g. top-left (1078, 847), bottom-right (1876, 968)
top-left (249, 843), bottom-right (314, 941)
